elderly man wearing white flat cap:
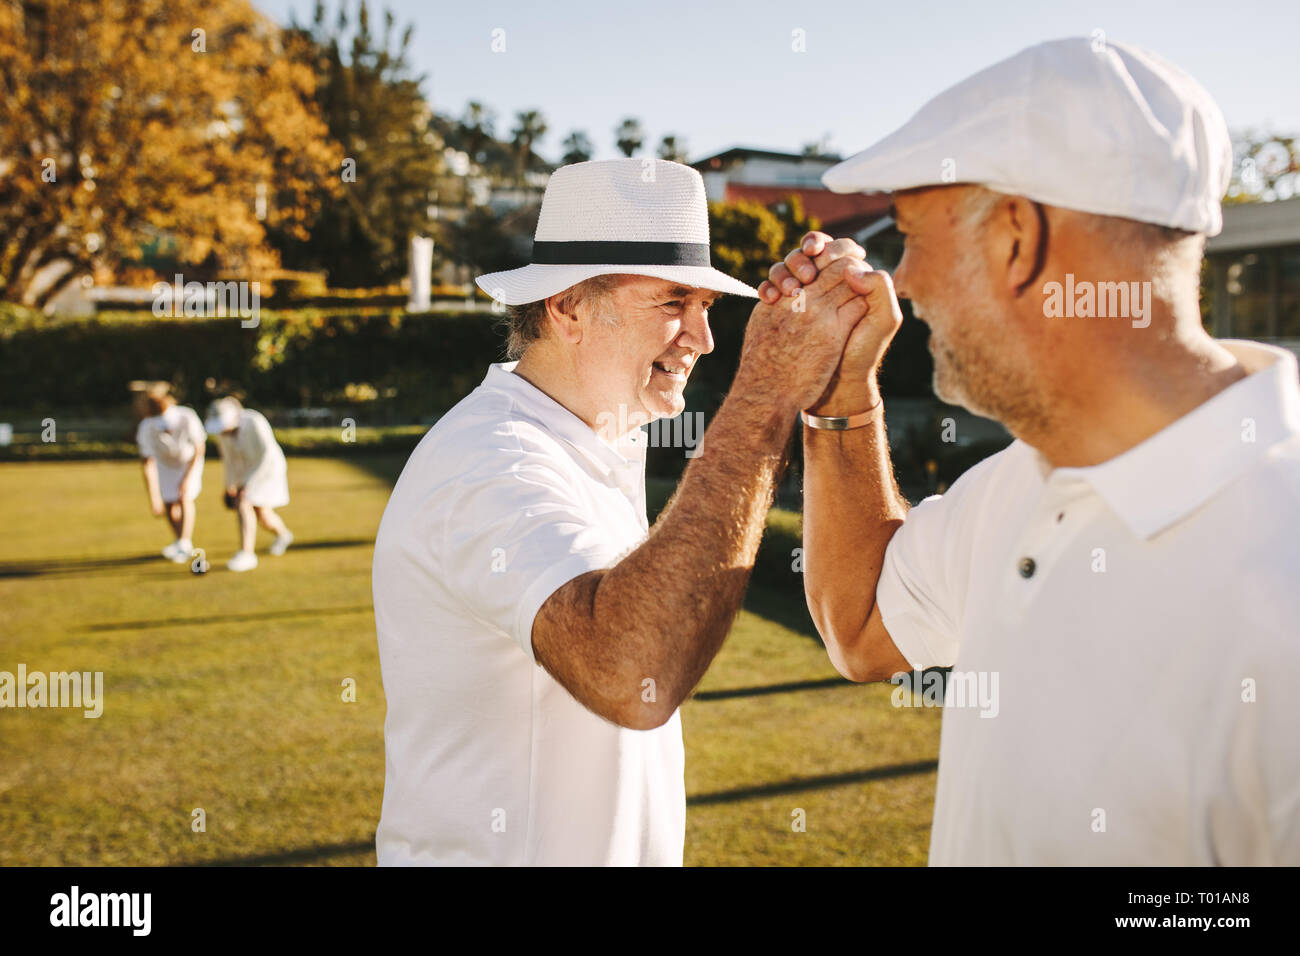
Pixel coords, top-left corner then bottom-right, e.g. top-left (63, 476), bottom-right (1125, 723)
top-left (771, 37), bottom-right (1300, 865)
top-left (372, 158), bottom-right (874, 865)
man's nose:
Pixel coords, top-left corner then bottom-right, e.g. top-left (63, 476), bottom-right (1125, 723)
top-left (893, 251), bottom-right (913, 301)
top-left (681, 302), bottom-right (715, 355)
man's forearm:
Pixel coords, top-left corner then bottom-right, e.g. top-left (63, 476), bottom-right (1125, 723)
top-left (592, 388), bottom-right (795, 712)
top-left (802, 388), bottom-right (908, 674)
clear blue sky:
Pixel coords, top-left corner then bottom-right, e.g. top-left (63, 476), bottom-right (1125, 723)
top-left (254, 0), bottom-right (1298, 162)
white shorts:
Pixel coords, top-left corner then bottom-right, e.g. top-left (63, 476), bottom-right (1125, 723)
top-left (157, 461), bottom-right (202, 503)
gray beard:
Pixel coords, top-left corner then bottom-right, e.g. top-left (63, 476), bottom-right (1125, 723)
top-left (931, 332), bottom-right (1054, 435)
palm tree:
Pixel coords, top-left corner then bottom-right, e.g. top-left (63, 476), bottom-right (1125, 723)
top-left (461, 102), bottom-right (496, 164)
top-left (657, 134), bottom-right (688, 163)
top-left (511, 109), bottom-right (548, 181)
top-left (561, 130), bottom-right (594, 165)
top-left (615, 117), bottom-right (644, 158)
top-left (802, 134), bottom-right (834, 158)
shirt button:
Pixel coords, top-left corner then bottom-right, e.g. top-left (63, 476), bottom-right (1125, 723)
top-left (1018, 557), bottom-right (1036, 579)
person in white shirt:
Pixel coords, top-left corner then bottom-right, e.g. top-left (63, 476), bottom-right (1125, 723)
top-left (134, 382), bottom-right (205, 563)
top-left (204, 396), bottom-right (293, 573)
top-left (372, 159), bottom-right (874, 865)
top-left (775, 38), bottom-right (1300, 864)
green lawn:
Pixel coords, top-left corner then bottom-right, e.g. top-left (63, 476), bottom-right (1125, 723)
top-left (0, 456), bottom-right (939, 866)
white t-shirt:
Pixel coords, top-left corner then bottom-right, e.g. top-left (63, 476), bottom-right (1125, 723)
top-left (136, 405), bottom-right (205, 502)
top-left (877, 340), bottom-right (1300, 865)
top-left (372, 362), bottom-right (685, 866)
top-left (136, 405), bottom-right (204, 469)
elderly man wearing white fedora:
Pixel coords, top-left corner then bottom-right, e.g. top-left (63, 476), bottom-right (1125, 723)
top-left (205, 396), bottom-right (294, 573)
top-left (769, 37), bottom-right (1300, 865)
top-left (372, 158), bottom-right (875, 865)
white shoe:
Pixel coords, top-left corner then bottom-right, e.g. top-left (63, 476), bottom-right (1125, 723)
top-left (170, 539), bottom-right (194, 564)
top-left (227, 550), bottom-right (259, 573)
top-left (162, 541), bottom-right (184, 561)
top-left (269, 532), bottom-right (294, 556)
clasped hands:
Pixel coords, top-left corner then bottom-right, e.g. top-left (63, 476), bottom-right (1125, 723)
top-left (737, 231), bottom-right (904, 418)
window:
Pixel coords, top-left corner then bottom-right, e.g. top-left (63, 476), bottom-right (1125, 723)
top-left (1277, 247), bottom-right (1300, 337)
top-left (1227, 252), bottom-right (1271, 338)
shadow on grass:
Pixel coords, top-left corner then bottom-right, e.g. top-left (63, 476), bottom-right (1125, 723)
top-left (187, 759), bottom-right (939, 863)
top-left (692, 676), bottom-right (849, 701)
top-left (742, 583), bottom-right (821, 642)
top-left (84, 604), bottom-right (373, 632)
top-left (687, 759), bottom-right (939, 807)
top-left (277, 536), bottom-right (373, 552)
top-left (192, 838), bottom-right (375, 867)
top-left (336, 451), bottom-right (415, 489)
top-left (0, 554), bottom-right (161, 579)
top-left (2, 537), bottom-right (374, 581)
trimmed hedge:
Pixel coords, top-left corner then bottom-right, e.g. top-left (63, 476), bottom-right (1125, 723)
top-left (0, 300), bottom-right (760, 423)
top-left (0, 291), bottom-right (936, 421)
top-left (0, 305), bottom-right (503, 420)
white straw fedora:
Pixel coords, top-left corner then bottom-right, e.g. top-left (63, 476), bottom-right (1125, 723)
top-left (475, 159), bottom-right (759, 305)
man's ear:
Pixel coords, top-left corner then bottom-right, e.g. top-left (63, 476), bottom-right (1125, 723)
top-left (990, 195), bottom-right (1048, 297)
top-left (543, 292), bottom-right (584, 344)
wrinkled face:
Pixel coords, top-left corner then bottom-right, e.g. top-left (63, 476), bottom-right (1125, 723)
top-left (892, 187), bottom-right (1039, 423)
top-left (579, 276), bottom-right (717, 426)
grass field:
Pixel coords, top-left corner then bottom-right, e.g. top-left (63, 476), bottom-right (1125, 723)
top-left (0, 456), bottom-right (940, 866)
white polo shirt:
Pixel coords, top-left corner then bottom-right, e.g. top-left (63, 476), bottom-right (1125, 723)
top-left (877, 340), bottom-right (1300, 865)
top-left (372, 362), bottom-right (685, 866)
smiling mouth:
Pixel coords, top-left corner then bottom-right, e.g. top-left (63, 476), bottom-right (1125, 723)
top-left (652, 360), bottom-right (688, 382)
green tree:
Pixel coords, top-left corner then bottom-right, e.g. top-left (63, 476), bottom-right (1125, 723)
top-left (1226, 130), bottom-right (1299, 203)
top-left (460, 102), bottom-right (496, 164)
top-left (615, 118), bottom-right (644, 158)
top-left (707, 196), bottom-right (819, 289)
top-left (657, 135), bottom-right (688, 163)
top-left (443, 207), bottom-right (527, 282)
top-left (510, 110), bottom-right (548, 181)
top-left (801, 135), bottom-right (834, 158)
top-left (561, 130), bottom-right (594, 166)
top-left (276, 0), bottom-right (443, 287)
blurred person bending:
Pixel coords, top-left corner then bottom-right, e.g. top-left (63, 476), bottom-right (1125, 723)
top-left (133, 382), bottom-right (205, 563)
top-left (204, 397), bottom-right (293, 573)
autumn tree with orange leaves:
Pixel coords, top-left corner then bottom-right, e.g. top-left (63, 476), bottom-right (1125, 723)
top-left (0, 0), bottom-right (341, 309)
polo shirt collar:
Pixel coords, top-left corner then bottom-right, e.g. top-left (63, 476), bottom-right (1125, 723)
top-left (1039, 340), bottom-right (1300, 539)
top-left (482, 362), bottom-right (646, 477)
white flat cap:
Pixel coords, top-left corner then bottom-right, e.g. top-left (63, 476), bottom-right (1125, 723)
top-left (823, 37), bottom-right (1232, 235)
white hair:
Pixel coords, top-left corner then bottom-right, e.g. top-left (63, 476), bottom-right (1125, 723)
top-left (502, 274), bottom-right (621, 360)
